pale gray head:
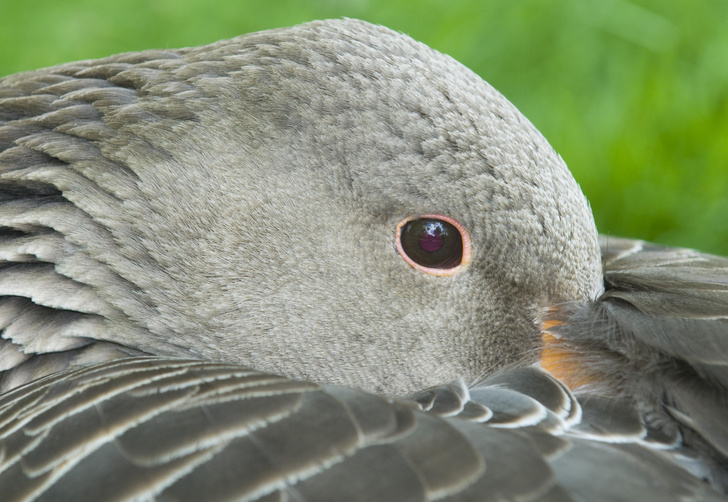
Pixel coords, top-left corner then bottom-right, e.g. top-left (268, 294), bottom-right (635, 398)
top-left (0, 19), bottom-right (602, 394)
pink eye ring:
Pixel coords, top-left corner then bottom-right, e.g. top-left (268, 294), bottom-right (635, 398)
top-left (395, 214), bottom-right (471, 276)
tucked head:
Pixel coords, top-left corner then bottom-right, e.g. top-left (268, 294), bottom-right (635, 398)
top-left (0, 19), bottom-right (602, 394)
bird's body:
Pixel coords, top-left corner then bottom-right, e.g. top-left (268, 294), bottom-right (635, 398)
top-left (0, 18), bottom-right (726, 501)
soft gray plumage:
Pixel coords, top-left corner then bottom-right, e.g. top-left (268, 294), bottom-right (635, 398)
top-left (0, 18), bottom-right (726, 501)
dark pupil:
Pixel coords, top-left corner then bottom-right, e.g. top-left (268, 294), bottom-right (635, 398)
top-left (401, 218), bottom-right (463, 269)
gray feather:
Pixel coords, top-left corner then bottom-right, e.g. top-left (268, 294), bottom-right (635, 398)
top-left (0, 18), bottom-right (726, 502)
top-left (0, 358), bottom-right (723, 501)
top-left (545, 236), bottom-right (728, 491)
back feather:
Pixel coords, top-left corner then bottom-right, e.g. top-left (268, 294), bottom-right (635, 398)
top-left (544, 236), bottom-right (728, 489)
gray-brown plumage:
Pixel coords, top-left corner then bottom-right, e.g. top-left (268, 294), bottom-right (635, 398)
top-left (0, 18), bottom-right (726, 501)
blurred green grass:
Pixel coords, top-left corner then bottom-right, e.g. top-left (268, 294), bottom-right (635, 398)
top-left (1, 0), bottom-right (727, 255)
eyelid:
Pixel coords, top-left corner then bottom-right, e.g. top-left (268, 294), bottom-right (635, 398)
top-left (395, 214), bottom-right (472, 276)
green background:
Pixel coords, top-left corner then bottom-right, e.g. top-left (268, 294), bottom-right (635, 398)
top-left (2, 0), bottom-right (727, 255)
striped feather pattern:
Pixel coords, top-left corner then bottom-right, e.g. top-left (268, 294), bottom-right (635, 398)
top-left (0, 358), bottom-right (724, 501)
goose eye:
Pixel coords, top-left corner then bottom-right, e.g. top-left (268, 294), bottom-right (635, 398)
top-left (395, 215), bottom-right (471, 276)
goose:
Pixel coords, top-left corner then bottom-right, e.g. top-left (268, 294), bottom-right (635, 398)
top-left (0, 18), bottom-right (726, 501)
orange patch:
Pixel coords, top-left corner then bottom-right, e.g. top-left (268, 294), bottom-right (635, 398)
top-left (539, 318), bottom-right (595, 390)
top-left (540, 319), bottom-right (561, 330)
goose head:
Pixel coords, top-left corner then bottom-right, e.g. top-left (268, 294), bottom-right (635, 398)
top-left (1, 19), bottom-right (603, 394)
